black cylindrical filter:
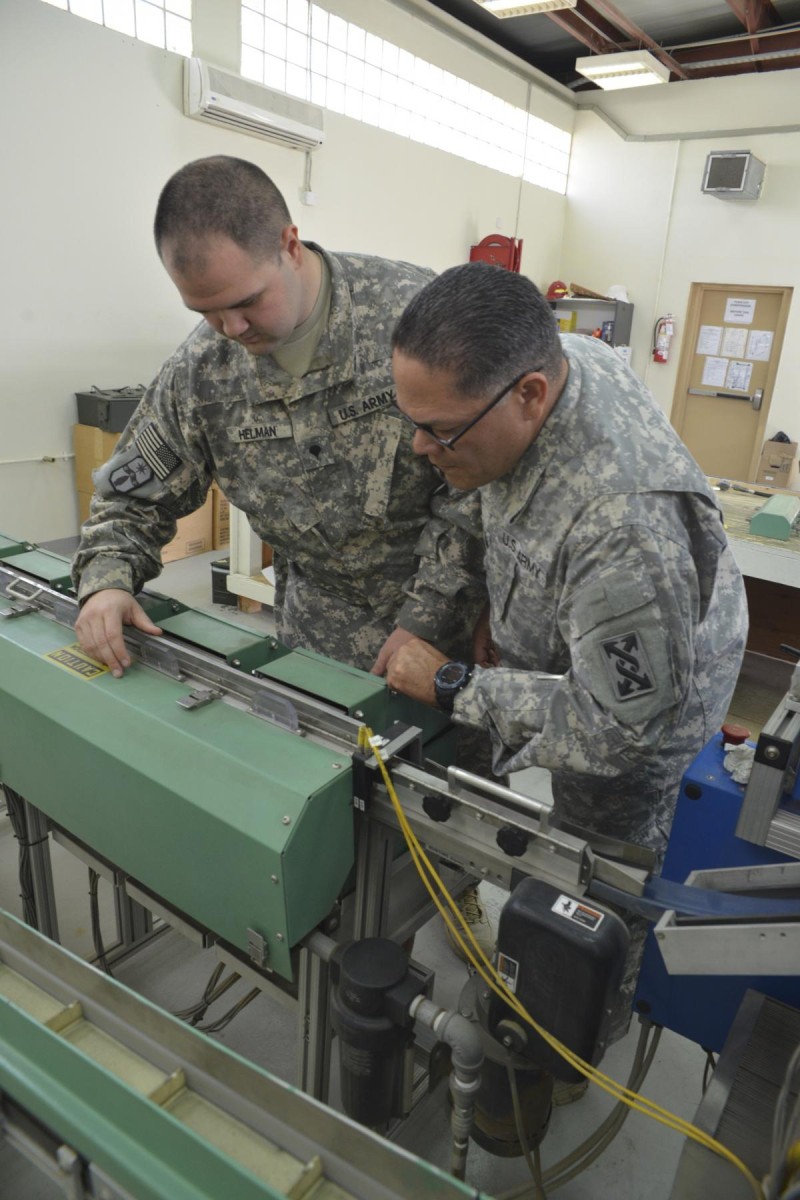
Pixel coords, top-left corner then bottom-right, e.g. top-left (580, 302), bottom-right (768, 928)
top-left (330, 938), bottom-right (413, 1129)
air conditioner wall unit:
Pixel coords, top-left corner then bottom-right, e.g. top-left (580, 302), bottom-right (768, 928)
top-left (701, 151), bottom-right (765, 201)
top-left (184, 58), bottom-right (325, 151)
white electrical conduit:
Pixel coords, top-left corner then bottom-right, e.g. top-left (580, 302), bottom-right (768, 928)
top-left (0, 454), bottom-right (74, 465)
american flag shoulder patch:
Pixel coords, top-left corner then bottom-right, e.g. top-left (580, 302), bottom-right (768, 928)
top-left (136, 423), bottom-right (182, 481)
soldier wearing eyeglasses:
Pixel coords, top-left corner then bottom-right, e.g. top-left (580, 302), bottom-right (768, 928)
top-left (378, 262), bottom-right (748, 1041)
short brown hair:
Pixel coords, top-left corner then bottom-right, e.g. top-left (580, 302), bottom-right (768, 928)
top-left (154, 156), bottom-right (292, 268)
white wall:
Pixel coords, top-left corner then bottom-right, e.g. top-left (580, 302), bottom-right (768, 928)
top-left (3, 0), bottom-right (799, 544)
top-left (0, 0), bottom-right (572, 541)
top-left (564, 72), bottom-right (800, 435)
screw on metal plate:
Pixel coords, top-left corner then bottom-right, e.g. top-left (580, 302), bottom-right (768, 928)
top-left (282, 815), bottom-right (291, 825)
top-left (176, 687), bottom-right (221, 711)
top-left (764, 745), bottom-right (781, 762)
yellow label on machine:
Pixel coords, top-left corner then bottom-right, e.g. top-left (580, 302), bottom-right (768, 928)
top-left (44, 643), bottom-right (109, 680)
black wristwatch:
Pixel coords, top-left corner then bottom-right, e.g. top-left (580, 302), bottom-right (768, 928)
top-left (434, 661), bottom-right (474, 714)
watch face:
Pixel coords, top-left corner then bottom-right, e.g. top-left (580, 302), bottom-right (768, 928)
top-left (437, 661), bottom-right (468, 687)
top-left (435, 661), bottom-right (473, 714)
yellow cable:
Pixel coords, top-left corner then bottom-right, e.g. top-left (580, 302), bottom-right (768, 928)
top-left (360, 728), bottom-right (764, 1200)
top-left (786, 1141), bottom-right (800, 1176)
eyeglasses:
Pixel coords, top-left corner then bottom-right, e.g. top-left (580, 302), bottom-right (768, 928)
top-left (399, 366), bottom-right (543, 450)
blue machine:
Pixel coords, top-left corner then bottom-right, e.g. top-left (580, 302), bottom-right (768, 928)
top-left (635, 696), bottom-right (800, 1051)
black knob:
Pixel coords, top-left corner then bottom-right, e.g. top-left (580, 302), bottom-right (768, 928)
top-left (422, 794), bottom-right (453, 823)
top-left (496, 824), bottom-right (529, 858)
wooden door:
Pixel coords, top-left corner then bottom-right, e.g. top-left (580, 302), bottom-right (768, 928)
top-left (670, 283), bottom-right (792, 481)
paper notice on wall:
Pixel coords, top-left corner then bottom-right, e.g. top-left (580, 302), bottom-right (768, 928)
top-left (724, 297), bottom-right (756, 324)
top-left (726, 359), bottom-right (753, 391)
top-left (746, 329), bottom-right (773, 361)
top-left (721, 326), bottom-right (748, 358)
top-left (696, 325), bottom-right (722, 355)
top-left (702, 357), bottom-right (728, 387)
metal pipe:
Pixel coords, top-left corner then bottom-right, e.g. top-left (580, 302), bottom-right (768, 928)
top-left (410, 996), bottom-right (483, 1181)
top-left (447, 766), bottom-right (551, 820)
top-left (304, 929), bottom-right (338, 963)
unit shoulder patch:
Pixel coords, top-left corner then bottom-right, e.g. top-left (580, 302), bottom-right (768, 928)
top-left (600, 630), bottom-right (655, 701)
top-left (109, 456), bottom-right (154, 494)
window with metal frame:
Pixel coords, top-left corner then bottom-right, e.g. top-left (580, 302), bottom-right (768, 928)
top-left (240, 1), bottom-right (570, 193)
top-left (40, 0), bottom-right (192, 55)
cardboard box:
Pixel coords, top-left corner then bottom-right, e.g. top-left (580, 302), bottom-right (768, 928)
top-left (756, 440), bottom-right (798, 489)
top-left (212, 483), bottom-right (231, 549)
top-left (160, 493), bottom-right (213, 564)
top-left (73, 424), bottom-right (120, 495)
top-left (73, 423), bottom-right (213, 563)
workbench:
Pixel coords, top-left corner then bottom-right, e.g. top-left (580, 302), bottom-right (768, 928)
top-left (716, 485), bottom-right (800, 587)
top-left (713, 484), bottom-right (800, 660)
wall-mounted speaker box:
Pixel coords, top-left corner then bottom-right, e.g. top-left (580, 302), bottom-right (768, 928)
top-left (701, 151), bottom-right (765, 201)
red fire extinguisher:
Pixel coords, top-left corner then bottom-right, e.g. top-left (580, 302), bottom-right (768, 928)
top-left (652, 314), bottom-right (674, 363)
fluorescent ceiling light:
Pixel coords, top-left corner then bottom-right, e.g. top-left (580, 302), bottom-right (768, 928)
top-left (473, 0), bottom-right (577, 18)
top-left (575, 49), bottom-right (671, 89)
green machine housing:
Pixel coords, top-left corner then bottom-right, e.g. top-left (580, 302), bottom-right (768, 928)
top-left (0, 534), bottom-right (452, 980)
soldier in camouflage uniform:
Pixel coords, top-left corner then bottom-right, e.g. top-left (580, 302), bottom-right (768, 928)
top-left (72, 157), bottom-right (485, 679)
top-left (383, 262), bottom-right (748, 1046)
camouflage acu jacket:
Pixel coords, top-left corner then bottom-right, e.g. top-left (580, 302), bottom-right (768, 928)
top-left (453, 334), bottom-right (748, 850)
top-left (71, 246), bottom-right (483, 641)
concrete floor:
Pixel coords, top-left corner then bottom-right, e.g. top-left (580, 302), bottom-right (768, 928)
top-left (0, 547), bottom-right (788, 1199)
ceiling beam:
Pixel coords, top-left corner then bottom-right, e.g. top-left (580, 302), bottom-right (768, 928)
top-left (571, 0), bottom-right (627, 45)
top-left (684, 53), bottom-right (800, 79)
top-left (725, 0), bottom-right (782, 68)
top-left (579, 0), bottom-right (691, 79)
top-left (546, 8), bottom-right (621, 55)
top-left (724, 0), bottom-right (781, 35)
top-left (672, 28), bottom-right (800, 66)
